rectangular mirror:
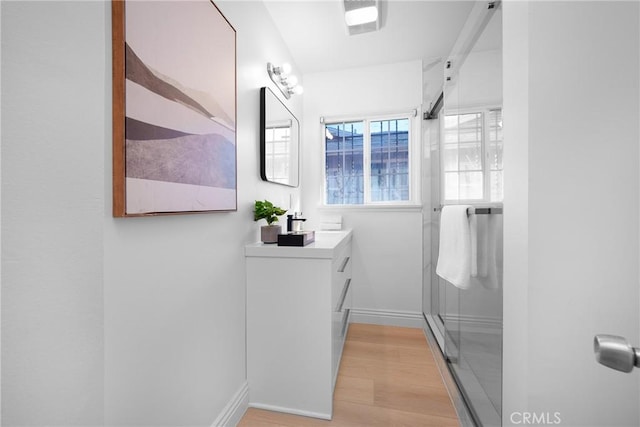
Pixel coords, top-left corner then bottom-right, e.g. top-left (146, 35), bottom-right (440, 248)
top-left (260, 87), bottom-right (299, 187)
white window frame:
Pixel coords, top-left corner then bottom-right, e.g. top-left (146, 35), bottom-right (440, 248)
top-left (321, 111), bottom-right (421, 207)
top-left (440, 105), bottom-right (502, 205)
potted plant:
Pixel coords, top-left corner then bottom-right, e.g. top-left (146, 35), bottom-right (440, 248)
top-left (254, 200), bottom-right (287, 244)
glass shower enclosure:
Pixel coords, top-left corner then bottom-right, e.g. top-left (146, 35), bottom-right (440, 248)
top-left (423, 3), bottom-right (503, 426)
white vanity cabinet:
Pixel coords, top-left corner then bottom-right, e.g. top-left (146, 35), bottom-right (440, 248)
top-left (245, 230), bottom-right (352, 420)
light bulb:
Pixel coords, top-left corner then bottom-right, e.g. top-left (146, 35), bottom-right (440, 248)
top-left (280, 63), bottom-right (292, 75)
top-left (287, 75), bottom-right (298, 86)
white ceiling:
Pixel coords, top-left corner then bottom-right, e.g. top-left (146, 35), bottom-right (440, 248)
top-left (263, 0), bottom-right (475, 75)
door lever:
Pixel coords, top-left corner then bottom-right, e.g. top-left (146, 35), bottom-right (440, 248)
top-left (594, 334), bottom-right (640, 373)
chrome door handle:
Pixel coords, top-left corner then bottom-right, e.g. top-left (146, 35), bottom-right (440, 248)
top-left (594, 334), bottom-right (640, 373)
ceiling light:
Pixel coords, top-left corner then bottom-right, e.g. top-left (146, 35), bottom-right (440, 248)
top-left (342, 0), bottom-right (380, 35)
top-left (345, 6), bottom-right (378, 26)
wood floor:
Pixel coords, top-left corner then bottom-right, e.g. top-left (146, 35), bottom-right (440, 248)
top-left (238, 323), bottom-right (459, 427)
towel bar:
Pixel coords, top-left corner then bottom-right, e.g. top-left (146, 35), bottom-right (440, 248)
top-left (433, 206), bottom-right (503, 215)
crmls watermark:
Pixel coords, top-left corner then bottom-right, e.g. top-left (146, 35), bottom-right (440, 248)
top-left (510, 412), bottom-right (562, 425)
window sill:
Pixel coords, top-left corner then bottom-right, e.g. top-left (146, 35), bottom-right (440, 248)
top-left (317, 204), bottom-right (423, 213)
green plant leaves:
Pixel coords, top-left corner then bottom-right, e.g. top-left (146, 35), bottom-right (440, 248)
top-left (254, 200), bottom-right (287, 225)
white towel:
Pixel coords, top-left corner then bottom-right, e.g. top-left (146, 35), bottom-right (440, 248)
top-left (320, 214), bottom-right (342, 230)
top-left (436, 205), bottom-right (472, 289)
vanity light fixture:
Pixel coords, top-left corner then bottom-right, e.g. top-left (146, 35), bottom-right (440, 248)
top-left (343, 0), bottom-right (380, 35)
top-left (267, 62), bottom-right (303, 99)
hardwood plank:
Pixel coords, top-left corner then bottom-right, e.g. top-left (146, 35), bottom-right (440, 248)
top-left (334, 375), bottom-right (375, 405)
top-left (346, 324), bottom-right (430, 348)
top-left (238, 408), bottom-right (328, 427)
top-left (342, 340), bottom-right (437, 367)
top-left (240, 402), bottom-right (458, 427)
top-left (330, 400), bottom-right (459, 427)
top-left (338, 356), bottom-right (445, 388)
top-left (373, 380), bottom-right (459, 419)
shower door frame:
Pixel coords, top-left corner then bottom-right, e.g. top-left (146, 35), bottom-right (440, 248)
top-left (422, 2), bottom-right (504, 426)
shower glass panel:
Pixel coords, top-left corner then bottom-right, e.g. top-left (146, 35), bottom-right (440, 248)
top-left (438, 4), bottom-right (503, 426)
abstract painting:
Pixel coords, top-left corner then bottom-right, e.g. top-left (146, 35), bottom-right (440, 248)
top-left (112, 0), bottom-right (236, 216)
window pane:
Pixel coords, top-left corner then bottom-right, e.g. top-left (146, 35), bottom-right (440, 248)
top-left (369, 118), bottom-right (409, 202)
top-left (458, 142), bottom-right (482, 171)
top-left (443, 115), bottom-right (459, 144)
top-left (459, 171), bottom-right (483, 200)
top-left (444, 114), bottom-right (459, 130)
top-left (488, 109), bottom-right (503, 202)
top-left (443, 113), bottom-right (484, 201)
top-left (444, 172), bottom-right (459, 200)
top-left (443, 146), bottom-right (458, 172)
top-left (458, 113), bottom-right (482, 143)
top-left (488, 143), bottom-right (503, 170)
top-left (325, 121), bottom-right (364, 204)
top-left (489, 109), bottom-right (503, 141)
top-left (490, 170), bottom-right (503, 202)
top-left (488, 109), bottom-right (503, 171)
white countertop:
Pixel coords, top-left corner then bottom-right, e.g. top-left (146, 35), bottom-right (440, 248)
top-left (245, 230), bottom-right (352, 259)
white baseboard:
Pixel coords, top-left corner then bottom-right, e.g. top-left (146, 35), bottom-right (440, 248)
top-left (211, 381), bottom-right (249, 427)
top-left (349, 308), bottom-right (423, 328)
top-left (248, 402), bottom-right (331, 420)
top-left (441, 313), bottom-right (502, 335)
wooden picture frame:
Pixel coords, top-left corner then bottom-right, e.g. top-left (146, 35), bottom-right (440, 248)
top-left (112, 0), bottom-right (237, 217)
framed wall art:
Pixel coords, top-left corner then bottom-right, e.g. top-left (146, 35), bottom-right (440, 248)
top-left (112, 0), bottom-right (237, 217)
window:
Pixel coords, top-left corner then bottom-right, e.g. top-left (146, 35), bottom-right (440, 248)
top-left (324, 115), bottom-right (415, 205)
top-left (264, 123), bottom-right (291, 185)
top-left (442, 108), bottom-right (503, 203)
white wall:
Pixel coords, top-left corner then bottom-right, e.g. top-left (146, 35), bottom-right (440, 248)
top-left (2, 1), bottom-right (301, 425)
top-left (302, 61), bottom-right (424, 324)
top-left (448, 49), bottom-right (502, 111)
top-left (105, 1), bottom-right (303, 424)
top-left (503, 2), bottom-right (640, 425)
top-left (0, 2), bottom-right (3, 422)
top-left (2, 2), bottom-right (106, 424)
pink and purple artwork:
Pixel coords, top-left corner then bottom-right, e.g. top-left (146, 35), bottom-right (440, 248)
top-left (113, 0), bottom-right (236, 216)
